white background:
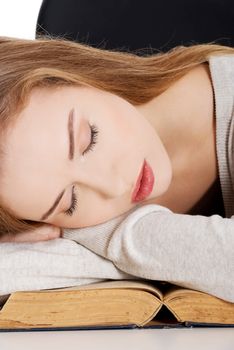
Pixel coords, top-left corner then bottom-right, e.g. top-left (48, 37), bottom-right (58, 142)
top-left (0, 0), bottom-right (43, 39)
top-left (0, 1), bottom-right (233, 348)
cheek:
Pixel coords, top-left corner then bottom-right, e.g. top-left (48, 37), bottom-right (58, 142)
top-left (151, 138), bottom-right (173, 194)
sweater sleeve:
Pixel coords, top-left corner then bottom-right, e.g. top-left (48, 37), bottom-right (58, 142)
top-left (62, 204), bottom-right (234, 303)
top-left (0, 238), bottom-right (134, 297)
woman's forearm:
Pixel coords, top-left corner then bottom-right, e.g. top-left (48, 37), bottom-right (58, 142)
top-left (63, 204), bottom-right (234, 303)
top-left (0, 238), bottom-right (133, 296)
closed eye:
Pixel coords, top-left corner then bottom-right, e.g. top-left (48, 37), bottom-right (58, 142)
top-left (82, 124), bottom-right (99, 155)
top-left (64, 123), bottom-right (99, 217)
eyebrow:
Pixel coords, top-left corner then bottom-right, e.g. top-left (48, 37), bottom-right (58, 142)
top-left (40, 108), bottom-right (75, 221)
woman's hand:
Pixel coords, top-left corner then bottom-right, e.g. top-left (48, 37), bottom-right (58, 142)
top-left (0, 224), bottom-right (62, 243)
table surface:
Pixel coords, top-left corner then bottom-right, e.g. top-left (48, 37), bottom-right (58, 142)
top-left (1, 328), bottom-right (234, 350)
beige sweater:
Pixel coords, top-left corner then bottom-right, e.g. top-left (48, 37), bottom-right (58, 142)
top-left (0, 54), bottom-right (234, 303)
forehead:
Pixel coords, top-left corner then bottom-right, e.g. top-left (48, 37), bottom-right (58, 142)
top-left (2, 84), bottom-right (106, 172)
top-left (4, 85), bottom-right (89, 138)
top-left (23, 86), bottom-right (80, 111)
top-left (0, 87), bottom-right (74, 209)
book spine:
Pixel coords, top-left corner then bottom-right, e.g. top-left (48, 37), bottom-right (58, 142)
top-left (0, 324), bottom-right (138, 332)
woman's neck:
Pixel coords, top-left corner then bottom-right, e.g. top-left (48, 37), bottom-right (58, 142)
top-left (136, 62), bottom-right (218, 214)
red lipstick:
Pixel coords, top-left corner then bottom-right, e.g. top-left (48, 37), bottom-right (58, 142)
top-left (131, 159), bottom-right (155, 203)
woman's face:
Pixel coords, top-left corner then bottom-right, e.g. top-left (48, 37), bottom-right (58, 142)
top-left (1, 85), bottom-right (172, 228)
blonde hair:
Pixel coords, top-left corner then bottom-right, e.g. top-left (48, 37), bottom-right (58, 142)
top-left (0, 34), bottom-right (233, 235)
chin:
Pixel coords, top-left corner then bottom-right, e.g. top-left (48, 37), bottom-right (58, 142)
top-left (136, 197), bottom-right (157, 206)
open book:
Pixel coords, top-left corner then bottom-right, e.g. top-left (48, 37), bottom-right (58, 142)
top-left (0, 279), bottom-right (234, 332)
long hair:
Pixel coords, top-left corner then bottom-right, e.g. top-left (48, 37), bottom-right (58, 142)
top-left (0, 34), bottom-right (233, 235)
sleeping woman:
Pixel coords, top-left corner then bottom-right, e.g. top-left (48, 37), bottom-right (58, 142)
top-left (0, 36), bottom-right (233, 302)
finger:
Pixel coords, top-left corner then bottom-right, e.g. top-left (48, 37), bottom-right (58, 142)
top-left (0, 225), bottom-right (62, 243)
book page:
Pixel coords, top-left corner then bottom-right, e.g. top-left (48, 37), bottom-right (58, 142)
top-left (39, 279), bottom-right (166, 301)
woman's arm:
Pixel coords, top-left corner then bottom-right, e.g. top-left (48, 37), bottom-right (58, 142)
top-left (0, 238), bottom-right (134, 296)
top-left (62, 204), bottom-right (234, 303)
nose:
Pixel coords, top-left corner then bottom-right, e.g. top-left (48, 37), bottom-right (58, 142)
top-left (75, 161), bottom-right (129, 199)
top-left (91, 172), bottom-right (128, 199)
top-left (102, 177), bottom-right (129, 199)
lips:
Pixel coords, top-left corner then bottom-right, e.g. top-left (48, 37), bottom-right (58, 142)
top-left (131, 159), bottom-right (155, 203)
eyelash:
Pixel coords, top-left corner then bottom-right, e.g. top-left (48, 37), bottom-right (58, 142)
top-left (64, 124), bottom-right (99, 217)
